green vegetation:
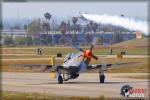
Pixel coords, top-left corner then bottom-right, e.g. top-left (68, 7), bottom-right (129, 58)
top-left (1, 46), bottom-right (149, 55)
top-left (2, 37), bottom-right (149, 55)
top-left (1, 91), bottom-right (121, 100)
top-left (27, 19), bottom-right (42, 36)
top-left (14, 37), bottom-right (26, 45)
top-left (3, 36), bottom-right (14, 46)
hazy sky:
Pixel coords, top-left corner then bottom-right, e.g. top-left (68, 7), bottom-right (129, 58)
top-left (2, 2), bottom-right (148, 20)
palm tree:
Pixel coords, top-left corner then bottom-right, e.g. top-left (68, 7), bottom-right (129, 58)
top-left (43, 12), bottom-right (52, 45)
top-left (60, 21), bottom-right (67, 44)
top-left (92, 23), bottom-right (98, 33)
top-left (44, 12), bottom-right (52, 21)
top-left (60, 21), bottom-right (67, 35)
top-left (71, 17), bottom-right (78, 44)
top-left (42, 22), bottom-right (50, 33)
top-left (72, 17), bottom-right (78, 33)
top-left (89, 21), bottom-right (98, 34)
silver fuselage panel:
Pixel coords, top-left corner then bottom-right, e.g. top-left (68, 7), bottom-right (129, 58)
top-left (62, 52), bottom-right (82, 68)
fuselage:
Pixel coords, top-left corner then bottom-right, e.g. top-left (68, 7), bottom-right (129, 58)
top-left (61, 52), bottom-right (90, 74)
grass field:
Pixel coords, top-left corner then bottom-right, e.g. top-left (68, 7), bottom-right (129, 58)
top-left (1, 38), bottom-right (149, 55)
top-left (112, 37), bottom-right (149, 47)
top-left (1, 38), bottom-right (149, 73)
top-left (1, 46), bottom-right (148, 55)
top-left (2, 55), bottom-right (52, 59)
top-left (1, 48), bottom-right (148, 59)
top-left (1, 91), bottom-right (121, 100)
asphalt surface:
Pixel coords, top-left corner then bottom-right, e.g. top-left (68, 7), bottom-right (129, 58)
top-left (2, 72), bottom-right (149, 98)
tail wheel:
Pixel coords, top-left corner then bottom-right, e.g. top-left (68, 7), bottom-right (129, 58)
top-left (99, 74), bottom-right (105, 83)
top-left (58, 75), bottom-right (63, 84)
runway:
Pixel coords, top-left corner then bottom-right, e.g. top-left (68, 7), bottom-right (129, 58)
top-left (2, 72), bottom-right (149, 98)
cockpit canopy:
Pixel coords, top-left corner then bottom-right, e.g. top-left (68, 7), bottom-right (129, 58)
top-left (63, 53), bottom-right (74, 62)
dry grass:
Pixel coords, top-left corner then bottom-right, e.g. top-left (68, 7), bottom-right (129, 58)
top-left (1, 59), bottom-right (49, 72)
top-left (1, 55), bottom-right (52, 59)
top-left (1, 91), bottom-right (121, 100)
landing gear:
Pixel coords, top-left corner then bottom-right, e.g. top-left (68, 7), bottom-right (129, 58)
top-left (57, 67), bottom-right (63, 84)
top-left (58, 75), bottom-right (63, 84)
top-left (99, 74), bottom-right (105, 83)
top-left (99, 67), bottom-right (105, 83)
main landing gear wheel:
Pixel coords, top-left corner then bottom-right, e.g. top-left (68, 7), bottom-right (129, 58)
top-left (57, 67), bottom-right (63, 84)
top-left (99, 67), bottom-right (105, 83)
top-left (58, 75), bottom-right (63, 84)
top-left (99, 74), bottom-right (105, 83)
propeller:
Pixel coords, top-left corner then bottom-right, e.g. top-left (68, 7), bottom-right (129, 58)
top-left (72, 37), bottom-right (99, 60)
top-left (92, 54), bottom-right (98, 60)
top-left (89, 37), bottom-right (99, 60)
top-left (90, 45), bottom-right (94, 51)
top-left (73, 45), bottom-right (85, 53)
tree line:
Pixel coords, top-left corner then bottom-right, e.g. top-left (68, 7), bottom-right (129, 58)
top-left (2, 12), bottom-right (135, 46)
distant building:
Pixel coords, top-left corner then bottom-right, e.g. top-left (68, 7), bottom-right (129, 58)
top-left (1, 29), bottom-right (26, 38)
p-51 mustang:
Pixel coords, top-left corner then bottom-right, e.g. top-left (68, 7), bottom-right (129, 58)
top-left (13, 43), bottom-right (139, 84)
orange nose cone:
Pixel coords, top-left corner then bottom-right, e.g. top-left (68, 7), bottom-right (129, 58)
top-left (86, 50), bottom-right (92, 58)
top-left (82, 52), bottom-right (86, 58)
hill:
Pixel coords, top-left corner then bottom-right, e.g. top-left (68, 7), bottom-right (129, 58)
top-left (112, 37), bottom-right (149, 48)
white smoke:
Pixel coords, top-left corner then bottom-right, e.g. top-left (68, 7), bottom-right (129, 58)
top-left (82, 14), bottom-right (148, 35)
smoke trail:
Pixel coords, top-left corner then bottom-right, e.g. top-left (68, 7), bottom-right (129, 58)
top-left (82, 14), bottom-right (148, 35)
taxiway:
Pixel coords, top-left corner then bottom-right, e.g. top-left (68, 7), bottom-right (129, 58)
top-left (2, 72), bottom-right (149, 98)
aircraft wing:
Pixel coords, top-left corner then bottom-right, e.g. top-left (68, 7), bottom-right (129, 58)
top-left (12, 64), bottom-right (60, 72)
top-left (88, 62), bottom-right (140, 71)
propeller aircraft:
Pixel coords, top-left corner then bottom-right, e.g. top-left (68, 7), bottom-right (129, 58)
top-left (13, 38), bottom-right (139, 84)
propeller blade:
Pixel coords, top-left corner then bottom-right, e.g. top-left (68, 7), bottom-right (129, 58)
top-left (92, 37), bottom-right (99, 46)
top-left (72, 45), bottom-right (81, 51)
top-left (90, 37), bottom-right (99, 51)
top-left (90, 45), bottom-right (94, 51)
top-left (80, 48), bottom-right (86, 53)
top-left (72, 45), bottom-right (86, 52)
top-left (92, 54), bottom-right (98, 60)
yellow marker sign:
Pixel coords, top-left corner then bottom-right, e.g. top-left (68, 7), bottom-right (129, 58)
top-left (50, 72), bottom-right (56, 79)
top-left (50, 57), bottom-right (55, 65)
top-left (117, 54), bottom-right (123, 59)
top-left (50, 57), bottom-right (56, 79)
